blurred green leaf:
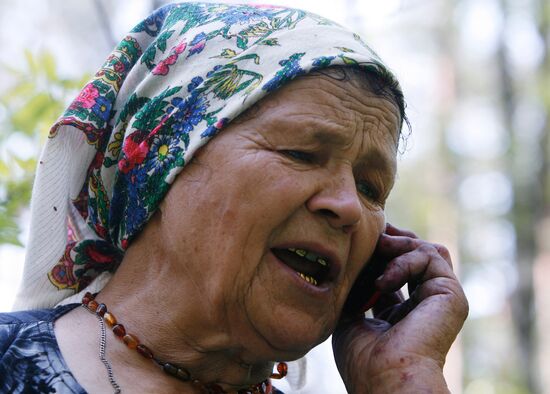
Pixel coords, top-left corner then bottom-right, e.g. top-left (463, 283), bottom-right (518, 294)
top-left (1, 81), bottom-right (35, 103)
top-left (10, 93), bottom-right (53, 135)
top-left (24, 49), bottom-right (38, 76)
top-left (41, 52), bottom-right (57, 81)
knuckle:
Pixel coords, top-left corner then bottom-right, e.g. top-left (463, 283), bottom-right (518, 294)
top-left (407, 230), bottom-right (419, 239)
top-left (433, 243), bottom-right (451, 259)
top-left (405, 237), bottom-right (418, 250)
top-left (417, 243), bottom-right (437, 256)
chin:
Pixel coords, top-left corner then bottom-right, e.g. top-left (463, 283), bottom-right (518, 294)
top-left (252, 309), bottom-right (335, 361)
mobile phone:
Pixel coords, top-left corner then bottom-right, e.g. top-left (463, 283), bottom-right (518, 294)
top-left (342, 257), bottom-right (388, 316)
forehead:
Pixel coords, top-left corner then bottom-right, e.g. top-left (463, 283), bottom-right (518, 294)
top-left (238, 71), bottom-right (400, 164)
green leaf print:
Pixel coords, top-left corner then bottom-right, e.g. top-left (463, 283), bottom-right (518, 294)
top-left (156, 30), bottom-right (175, 52)
top-left (132, 86), bottom-right (182, 132)
top-left (259, 38), bottom-right (279, 46)
top-left (219, 48), bottom-right (237, 58)
top-left (236, 35), bottom-right (248, 50)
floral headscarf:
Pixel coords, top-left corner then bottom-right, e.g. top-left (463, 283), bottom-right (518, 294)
top-left (14, 2), bottom-right (403, 310)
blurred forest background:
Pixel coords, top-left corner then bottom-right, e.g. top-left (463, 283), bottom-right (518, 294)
top-left (0, 0), bottom-right (548, 393)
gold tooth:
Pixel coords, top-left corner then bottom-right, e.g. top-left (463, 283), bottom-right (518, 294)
top-left (317, 258), bottom-right (327, 266)
top-left (296, 249), bottom-right (307, 257)
top-left (297, 272), bottom-right (319, 286)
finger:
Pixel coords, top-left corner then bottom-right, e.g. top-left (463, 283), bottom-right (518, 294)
top-left (373, 233), bottom-right (418, 260)
top-left (384, 223), bottom-right (418, 238)
top-left (376, 243), bottom-right (456, 293)
top-left (375, 235), bottom-right (454, 270)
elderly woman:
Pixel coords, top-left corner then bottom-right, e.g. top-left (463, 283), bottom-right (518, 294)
top-left (0, 3), bottom-right (467, 393)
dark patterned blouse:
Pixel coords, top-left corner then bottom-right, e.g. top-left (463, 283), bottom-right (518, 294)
top-left (0, 304), bottom-right (285, 394)
top-left (0, 303), bottom-right (85, 393)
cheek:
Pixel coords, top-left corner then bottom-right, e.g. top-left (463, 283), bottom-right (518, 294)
top-left (346, 209), bottom-right (386, 280)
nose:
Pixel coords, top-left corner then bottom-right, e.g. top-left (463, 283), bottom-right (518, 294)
top-left (306, 169), bottom-right (363, 233)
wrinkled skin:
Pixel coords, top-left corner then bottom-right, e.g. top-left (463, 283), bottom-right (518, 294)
top-left (55, 70), bottom-right (468, 393)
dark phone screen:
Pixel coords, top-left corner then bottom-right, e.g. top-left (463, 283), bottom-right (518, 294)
top-left (342, 258), bottom-right (388, 316)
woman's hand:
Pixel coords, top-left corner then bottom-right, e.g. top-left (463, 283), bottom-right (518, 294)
top-left (332, 224), bottom-right (469, 394)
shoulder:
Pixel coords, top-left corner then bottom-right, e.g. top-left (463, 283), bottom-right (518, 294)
top-left (0, 303), bottom-right (78, 325)
top-left (0, 304), bottom-right (76, 350)
top-left (0, 304), bottom-right (78, 353)
top-left (0, 303), bottom-right (85, 394)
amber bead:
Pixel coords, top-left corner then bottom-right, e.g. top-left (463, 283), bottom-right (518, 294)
top-left (276, 362), bottom-right (288, 377)
top-left (82, 292), bottom-right (93, 306)
top-left (123, 333), bottom-right (139, 349)
top-left (104, 312), bottom-right (117, 327)
top-left (136, 344), bottom-right (153, 359)
top-left (96, 303), bottom-right (107, 317)
top-left (270, 362), bottom-right (288, 379)
top-left (112, 324), bottom-right (126, 337)
top-left (88, 300), bottom-right (99, 312)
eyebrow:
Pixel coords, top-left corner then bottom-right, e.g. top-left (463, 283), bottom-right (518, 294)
top-left (269, 115), bottom-right (397, 176)
top-left (309, 128), bottom-right (397, 176)
top-left (359, 147), bottom-right (396, 174)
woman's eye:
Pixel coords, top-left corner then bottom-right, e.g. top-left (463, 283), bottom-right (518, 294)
top-left (281, 150), bottom-right (313, 163)
top-left (356, 181), bottom-right (380, 201)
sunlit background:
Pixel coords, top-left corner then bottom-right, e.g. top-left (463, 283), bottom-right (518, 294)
top-left (1, 0), bottom-right (549, 393)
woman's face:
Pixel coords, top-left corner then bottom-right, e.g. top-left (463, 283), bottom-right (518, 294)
top-left (157, 70), bottom-right (400, 362)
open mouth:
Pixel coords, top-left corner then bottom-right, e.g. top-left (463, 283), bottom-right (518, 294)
top-left (271, 247), bottom-right (331, 287)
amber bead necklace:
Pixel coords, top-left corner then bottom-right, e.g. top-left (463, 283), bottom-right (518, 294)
top-left (82, 292), bottom-right (287, 394)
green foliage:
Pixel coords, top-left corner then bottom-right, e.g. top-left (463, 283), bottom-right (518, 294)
top-left (0, 51), bottom-right (91, 245)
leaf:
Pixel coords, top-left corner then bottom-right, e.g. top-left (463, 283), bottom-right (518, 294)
top-left (141, 45), bottom-right (158, 70)
top-left (14, 157), bottom-right (37, 173)
top-left (156, 30), bottom-right (175, 52)
top-left (10, 93), bottom-right (53, 135)
top-left (1, 81), bottom-right (36, 103)
top-left (132, 86), bottom-right (181, 131)
top-left (60, 74), bottom-right (91, 90)
top-left (259, 38), bottom-right (279, 46)
top-left (0, 160), bottom-right (12, 178)
top-left (24, 49), bottom-right (38, 76)
top-left (233, 53), bottom-right (260, 65)
top-left (240, 21), bottom-right (270, 38)
top-left (0, 63), bottom-right (26, 78)
top-left (118, 93), bottom-right (150, 125)
top-left (340, 55), bottom-right (358, 66)
top-left (41, 52), bottom-right (58, 81)
top-left (236, 35), bottom-right (248, 50)
top-left (335, 46), bottom-right (355, 53)
top-left (219, 48), bottom-right (237, 58)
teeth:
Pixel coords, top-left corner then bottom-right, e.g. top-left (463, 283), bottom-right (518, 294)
top-left (287, 248), bottom-right (329, 268)
top-left (298, 272), bottom-right (318, 286)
